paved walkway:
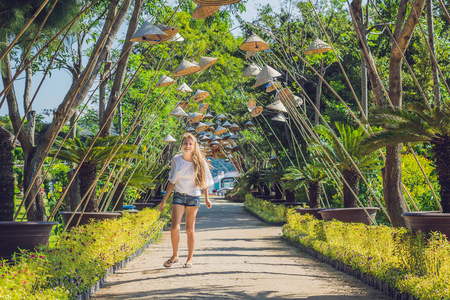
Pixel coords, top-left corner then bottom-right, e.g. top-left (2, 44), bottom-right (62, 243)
top-left (92, 198), bottom-right (391, 299)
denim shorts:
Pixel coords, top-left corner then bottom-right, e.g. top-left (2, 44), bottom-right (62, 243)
top-left (172, 192), bottom-right (200, 207)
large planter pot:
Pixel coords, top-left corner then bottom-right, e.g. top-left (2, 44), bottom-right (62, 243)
top-left (318, 207), bottom-right (379, 225)
top-left (59, 212), bottom-right (120, 228)
top-left (0, 221), bottom-right (58, 258)
top-left (133, 203), bottom-right (155, 211)
top-left (401, 211), bottom-right (450, 237)
top-left (295, 208), bottom-right (323, 220)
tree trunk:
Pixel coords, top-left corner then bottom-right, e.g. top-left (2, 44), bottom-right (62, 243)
top-left (22, 147), bottom-right (47, 221)
top-left (361, 55), bottom-right (368, 117)
top-left (285, 189), bottom-right (295, 202)
top-left (308, 181), bottom-right (321, 209)
top-left (342, 169), bottom-right (359, 208)
top-left (426, 0), bottom-right (440, 107)
top-left (99, 0), bottom-right (144, 137)
top-left (78, 162), bottom-right (99, 212)
top-left (274, 182), bottom-right (283, 199)
top-left (263, 184), bottom-right (271, 196)
top-left (111, 182), bottom-right (125, 211)
top-left (23, 62), bottom-right (36, 145)
top-left (67, 169), bottom-right (81, 211)
top-left (0, 127), bottom-right (15, 221)
top-left (314, 63), bottom-right (324, 126)
top-left (432, 135), bottom-right (450, 213)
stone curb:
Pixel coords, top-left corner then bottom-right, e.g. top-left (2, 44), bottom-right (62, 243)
top-left (283, 236), bottom-right (419, 300)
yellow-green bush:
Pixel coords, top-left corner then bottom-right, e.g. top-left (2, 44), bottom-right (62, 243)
top-left (244, 194), bottom-right (287, 224)
top-left (283, 210), bottom-right (450, 299)
top-left (0, 206), bottom-right (170, 300)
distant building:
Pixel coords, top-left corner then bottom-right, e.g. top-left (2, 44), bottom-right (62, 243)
top-left (210, 171), bottom-right (239, 195)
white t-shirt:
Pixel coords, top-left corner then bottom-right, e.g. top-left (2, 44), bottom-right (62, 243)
top-left (168, 154), bottom-right (214, 196)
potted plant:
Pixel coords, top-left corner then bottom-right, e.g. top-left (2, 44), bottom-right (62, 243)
top-left (310, 123), bottom-right (382, 224)
top-left (282, 162), bottom-right (328, 219)
top-left (363, 103), bottom-right (450, 235)
top-left (0, 127), bottom-right (58, 258)
top-left (52, 136), bottom-right (140, 227)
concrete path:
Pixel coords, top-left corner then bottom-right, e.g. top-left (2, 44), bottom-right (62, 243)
top-left (92, 198), bottom-right (391, 300)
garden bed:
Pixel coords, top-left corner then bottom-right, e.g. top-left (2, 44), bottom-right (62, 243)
top-left (243, 194), bottom-right (287, 225)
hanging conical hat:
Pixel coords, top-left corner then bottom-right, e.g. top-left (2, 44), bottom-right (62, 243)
top-left (156, 23), bottom-right (179, 42)
top-left (229, 134), bottom-right (239, 140)
top-left (247, 99), bottom-right (256, 110)
top-left (213, 135), bottom-right (222, 142)
top-left (242, 64), bottom-right (261, 77)
top-left (253, 78), bottom-right (271, 88)
top-left (304, 38), bottom-right (332, 55)
top-left (246, 51), bottom-right (257, 59)
top-left (200, 135), bottom-right (211, 142)
top-left (198, 56), bottom-right (218, 71)
top-left (203, 112), bottom-right (214, 120)
top-left (207, 124), bottom-right (215, 132)
top-left (255, 65), bottom-right (282, 81)
top-left (272, 114), bottom-right (287, 122)
top-left (224, 145), bottom-right (233, 151)
top-left (186, 126), bottom-right (196, 133)
top-left (195, 122), bottom-right (209, 132)
top-left (215, 120), bottom-right (222, 126)
top-left (274, 88), bottom-right (293, 102)
top-left (193, 89), bottom-right (210, 102)
top-left (266, 100), bottom-right (287, 113)
top-left (214, 126), bottom-right (227, 135)
top-left (175, 83), bottom-right (193, 93)
top-left (197, 130), bottom-right (207, 136)
top-left (176, 101), bottom-right (189, 110)
top-left (239, 33), bottom-right (270, 52)
top-left (250, 106), bottom-right (263, 118)
top-left (199, 103), bottom-right (210, 114)
top-left (163, 134), bottom-right (176, 142)
top-left (222, 121), bottom-right (231, 128)
top-left (216, 113), bottom-right (227, 120)
top-left (173, 60), bottom-right (201, 77)
top-left (232, 145), bottom-right (241, 152)
top-left (193, 0), bottom-right (242, 6)
top-left (192, 5), bottom-right (220, 20)
top-left (244, 120), bottom-right (255, 128)
top-left (130, 21), bottom-right (167, 43)
top-left (293, 95), bottom-right (303, 107)
top-left (269, 155), bottom-right (278, 162)
top-left (222, 133), bottom-right (231, 140)
top-left (155, 75), bottom-right (176, 88)
top-left (266, 81), bottom-right (281, 93)
top-left (229, 124), bottom-right (241, 132)
top-left (169, 106), bottom-right (188, 117)
top-left (189, 112), bottom-right (204, 123)
top-left (168, 33), bottom-right (184, 42)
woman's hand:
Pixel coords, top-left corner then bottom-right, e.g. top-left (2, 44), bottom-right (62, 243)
top-left (158, 200), bottom-right (166, 212)
top-left (205, 198), bottom-right (212, 209)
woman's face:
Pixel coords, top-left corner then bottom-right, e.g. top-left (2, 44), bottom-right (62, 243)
top-left (182, 138), bottom-right (195, 154)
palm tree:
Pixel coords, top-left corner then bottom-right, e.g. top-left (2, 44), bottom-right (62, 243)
top-left (260, 167), bottom-right (285, 199)
top-left (51, 136), bottom-right (140, 212)
top-left (0, 127), bottom-right (15, 221)
top-left (362, 103), bottom-right (450, 213)
top-left (310, 122), bottom-right (382, 208)
top-left (282, 162), bottom-right (328, 209)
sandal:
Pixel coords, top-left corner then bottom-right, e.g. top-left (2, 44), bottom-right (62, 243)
top-left (163, 259), bottom-right (178, 268)
top-left (183, 263), bottom-right (193, 268)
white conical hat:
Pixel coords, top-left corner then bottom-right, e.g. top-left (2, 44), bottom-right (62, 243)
top-left (176, 100), bottom-right (189, 110)
top-left (272, 114), bottom-right (287, 122)
top-left (175, 83), bottom-right (193, 93)
top-left (244, 120), bottom-right (255, 128)
top-left (130, 21), bottom-right (167, 43)
top-left (187, 126), bottom-right (196, 133)
top-left (253, 78), bottom-right (271, 88)
top-left (173, 60), bottom-right (201, 77)
top-left (216, 113), bottom-right (227, 120)
top-left (155, 75), bottom-right (176, 88)
top-left (168, 33), bottom-right (184, 42)
top-left (156, 23), bottom-right (179, 42)
top-left (247, 99), bottom-right (256, 110)
top-left (229, 134), bottom-right (239, 140)
top-left (163, 134), bottom-right (176, 142)
top-left (269, 155), bottom-right (278, 162)
top-left (203, 112), bottom-right (214, 119)
top-left (194, 0), bottom-right (242, 6)
top-left (192, 5), bottom-right (220, 20)
top-left (169, 106), bottom-right (188, 117)
top-left (198, 56), bottom-right (218, 71)
top-left (266, 81), bottom-right (281, 93)
top-left (193, 89), bottom-right (210, 102)
top-left (250, 106), bottom-right (263, 118)
top-left (293, 95), bottom-right (303, 107)
top-left (229, 124), bottom-right (241, 132)
top-left (266, 100), bottom-right (287, 113)
top-left (239, 33), bottom-right (270, 52)
top-left (232, 145), bottom-right (241, 152)
top-left (242, 64), bottom-right (261, 77)
top-left (246, 51), bottom-right (257, 59)
top-left (304, 38), bottom-right (332, 55)
top-left (199, 103), bottom-right (210, 114)
top-left (255, 65), bottom-right (282, 81)
top-left (222, 121), bottom-right (231, 128)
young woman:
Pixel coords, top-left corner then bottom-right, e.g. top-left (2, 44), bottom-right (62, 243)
top-left (159, 133), bottom-right (213, 268)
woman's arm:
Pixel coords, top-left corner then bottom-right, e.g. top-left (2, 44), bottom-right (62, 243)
top-left (203, 188), bottom-right (212, 209)
top-left (158, 182), bottom-right (175, 212)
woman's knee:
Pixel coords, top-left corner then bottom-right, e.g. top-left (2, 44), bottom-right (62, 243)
top-left (171, 224), bottom-right (181, 233)
top-left (186, 226), bottom-right (195, 236)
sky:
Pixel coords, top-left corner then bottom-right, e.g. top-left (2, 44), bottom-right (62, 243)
top-left (0, 0), bottom-right (277, 122)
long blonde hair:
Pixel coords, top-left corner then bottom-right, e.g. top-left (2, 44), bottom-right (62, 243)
top-left (182, 133), bottom-right (208, 188)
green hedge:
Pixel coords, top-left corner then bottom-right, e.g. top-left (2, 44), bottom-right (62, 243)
top-left (0, 205), bottom-right (171, 300)
top-left (244, 194), bottom-right (287, 224)
top-left (282, 210), bottom-right (450, 300)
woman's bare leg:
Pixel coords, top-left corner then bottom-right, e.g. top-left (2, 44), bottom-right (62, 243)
top-left (185, 206), bottom-right (199, 265)
top-left (170, 204), bottom-right (185, 261)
